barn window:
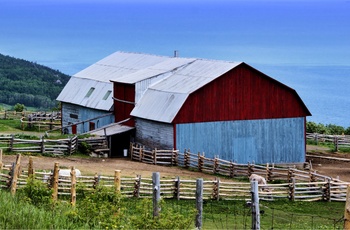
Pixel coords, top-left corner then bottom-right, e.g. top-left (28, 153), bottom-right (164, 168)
top-left (70, 114), bottom-right (78, 119)
top-left (103, 90), bottom-right (112, 100)
top-left (85, 87), bottom-right (95, 97)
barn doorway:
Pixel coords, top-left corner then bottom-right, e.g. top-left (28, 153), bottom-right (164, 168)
top-left (110, 129), bottom-right (135, 158)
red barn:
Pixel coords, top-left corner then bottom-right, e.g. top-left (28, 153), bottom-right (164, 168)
top-left (111, 52), bottom-right (311, 164)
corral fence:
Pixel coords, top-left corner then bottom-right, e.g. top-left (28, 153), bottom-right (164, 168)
top-left (307, 132), bottom-right (350, 151)
top-left (1, 152), bottom-right (349, 229)
top-left (129, 143), bottom-right (350, 202)
top-left (0, 135), bottom-right (106, 156)
top-left (20, 111), bottom-right (61, 131)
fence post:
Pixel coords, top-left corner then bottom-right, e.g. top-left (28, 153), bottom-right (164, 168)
top-left (212, 177), bottom-right (220, 201)
top-left (334, 136), bottom-right (339, 152)
top-left (325, 178), bottom-right (331, 202)
top-left (248, 163), bottom-right (254, 176)
top-left (184, 149), bottom-right (189, 168)
top-left (71, 166), bottom-right (76, 206)
top-left (134, 175), bottom-right (141, 198)
top-left (344, 185), bottom-right (350, 229)
top-left (9, 134), bottom-right (14, 152)
top-left (153, 148), bottom-right (157, 165)
top-left (251, 180), bottom-right (260, 230)
top-left (41, 136), bottom-right (45, 154)
top-left (229, 161), bottom-right (235, 178)
top-left (10, 154), bottom-right (21, 196)
top-left (114, 170), bottom-right (121, 193)
top-left (130, 142), bottom-right (133, 160)
top-left (93, 173), bottom-right (100, 189)
top-left (68, 136), bottom-right (73, 155)
top-left (174, 176), bottom-right (180, 200)
top-left (152, 172), bottom-right (161, 218)
top-left (195, 178), bottom-right (203, 230)
top-left (213, 156), bottom-right (218, 174)
top-left (198, 152), bottom-right (202, 172)
top-left (52, 162), bottom-right (59, 201)
top-left (289, 178), bottom-right (295, 201)
top-left (28, 156), bottom-right (34, 176)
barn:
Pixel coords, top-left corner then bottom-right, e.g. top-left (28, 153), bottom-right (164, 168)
top-left (58, 51), bottom-right (311, 163)
top-left (112, 55), bottom-right (311, 164)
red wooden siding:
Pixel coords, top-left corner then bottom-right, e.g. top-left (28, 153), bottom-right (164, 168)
top-left (173, 63), bottom-right (311, 124)
top-left (113, 83), bottom-right (135, 127)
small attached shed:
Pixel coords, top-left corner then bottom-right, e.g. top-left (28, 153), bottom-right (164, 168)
top-left (129, 60), bottom-right (311, 164)
top-left (57, 51), bottom-right (173, 134)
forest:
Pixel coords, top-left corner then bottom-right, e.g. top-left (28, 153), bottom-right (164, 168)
top-left (0, 53), bottom-right (70, 109)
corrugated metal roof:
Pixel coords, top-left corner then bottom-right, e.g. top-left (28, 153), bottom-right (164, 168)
top-left (113, 58), bottom-right (196, 84)
top-left (74, 51), bottom-right (171, 82)
top-left (56, 77), bottom-right (113, 111)
top-left (150, 60), bottom-right (241, 94)
top-left (58, 51), bottom-right (172, 110)
top-left (131, 90), bottom-right (188, 123)
top-left (131, 60), bottom-right (242, 123)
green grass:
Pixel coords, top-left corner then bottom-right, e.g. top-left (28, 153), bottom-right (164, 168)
top-left (0, 119), bottom-right (22, 132)
top-left (0, 190), bottom-right (89, 229)
top-left (200, 199), bottom-right (345, 229)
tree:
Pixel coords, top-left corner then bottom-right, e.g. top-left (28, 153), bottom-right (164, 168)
top-left (13, 103), bottom-right (25, 112)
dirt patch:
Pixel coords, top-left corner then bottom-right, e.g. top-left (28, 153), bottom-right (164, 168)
top-left (1, 155), bottom-right (218, 180)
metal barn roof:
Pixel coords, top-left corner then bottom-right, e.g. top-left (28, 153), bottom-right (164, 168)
top-left (74, 51), bottom-right (171, 82)
top-left (56, 77), bottom-right (113, 111)
top-left (112, 57), bottom-right (196, 84)
top-left (87, 123), bottom-right (134, 136)
top-left (57, 51), bottom-right (172, 110)
top-left (130, 59), bottom-right (242, 123)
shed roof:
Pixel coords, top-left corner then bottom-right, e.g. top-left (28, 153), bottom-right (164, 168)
top-left (130, 59), bottom-right (241, 122)
top-left (87, 123), bottom-right (134, 136)
top-left (56, 77), bottom-right (113, 111)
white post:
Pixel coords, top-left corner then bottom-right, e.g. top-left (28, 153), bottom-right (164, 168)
top-left (196, 178), bottom-right (203, 230)
top-left (251, 180), bottom-right (260, 230)
top-left (152, 172), bottom-right (161, 217)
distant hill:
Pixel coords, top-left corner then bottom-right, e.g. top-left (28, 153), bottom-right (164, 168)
top-left (0, 53), bottom-right (70, 109)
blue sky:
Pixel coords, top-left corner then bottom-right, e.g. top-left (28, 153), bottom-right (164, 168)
top-left (1, 0), bottom-right (350, 126)
top-left (0, 0), bottom-right (349, 74)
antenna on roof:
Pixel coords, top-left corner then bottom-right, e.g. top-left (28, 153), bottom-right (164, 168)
top-left (174, 50), bottom-right (179, 57)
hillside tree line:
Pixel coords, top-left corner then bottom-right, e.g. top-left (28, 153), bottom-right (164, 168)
top-left (0, 53), bottom-right (70, 109)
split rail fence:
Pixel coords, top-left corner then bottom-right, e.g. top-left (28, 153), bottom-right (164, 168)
top-left (0, 135), bottom-right (106, 156)
top-left (2, 152), bottom-right (347, 203)
top-left (306, 132), bottom-right (350, 151)
top-left (129, 143), bottom-right (350, 202)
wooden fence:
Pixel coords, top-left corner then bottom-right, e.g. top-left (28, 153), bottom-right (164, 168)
top-left (130, 143), bottom-right (339, 183)
top-left (306, 132), bottom-right (350, 151)
top-left (128, 143), bottom-right (350, 201)
top-left (0, 135), bottom-right (107, 156)
top-left (1, 152), bottom-right (349, 202)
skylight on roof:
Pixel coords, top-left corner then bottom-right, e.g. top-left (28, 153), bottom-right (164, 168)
top-left (85, 87), bottom-right (95, 97)
top-left (103, 90), bottom-right (112, 100)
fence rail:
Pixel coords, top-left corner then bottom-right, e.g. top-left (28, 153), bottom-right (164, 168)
top-left (1, 153), bottom-right (349, 202)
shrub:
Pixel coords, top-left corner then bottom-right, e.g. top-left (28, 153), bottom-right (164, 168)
top-left (13, 103), bottom-right (25, 112)
top-left (17, 175), bottom-right (53, 207)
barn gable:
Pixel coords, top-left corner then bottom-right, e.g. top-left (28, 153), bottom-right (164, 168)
top-left (173, 63), bottom-right (311, 123)
top-left (131, 62), bottom-right (310, 123)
